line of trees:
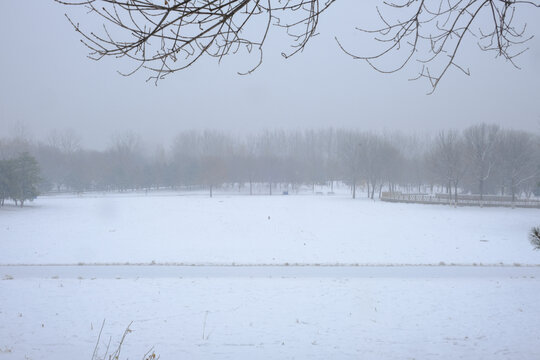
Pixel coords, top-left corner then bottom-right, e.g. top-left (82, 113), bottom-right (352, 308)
top-left (0, 124), bottom-right (539, 200)
top-left (0, 152), bottom-right (41, 207)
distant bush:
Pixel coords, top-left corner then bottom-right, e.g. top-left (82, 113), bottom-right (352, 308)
top-left (0, 152), bottom-right (41, 207)
top-left (530, 227), bottom-right (540, 250)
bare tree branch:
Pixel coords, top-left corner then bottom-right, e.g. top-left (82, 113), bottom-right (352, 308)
top-left (337, 0), bottom-right (539, 93)
top-left (57, 0), bottom-right (335, 83)
top-left (57, 0), bottom-right (538, 91)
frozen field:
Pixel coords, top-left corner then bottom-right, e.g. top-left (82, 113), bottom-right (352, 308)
top-left (0, 192), bottom-right (538, 265)
top-left (1, 192), bottom-right (540, 359)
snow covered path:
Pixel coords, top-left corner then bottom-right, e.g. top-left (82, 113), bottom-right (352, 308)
top-left (2, 264), bottom-right (540, 279)
top-left (1, 266), bottom-right (539, 359)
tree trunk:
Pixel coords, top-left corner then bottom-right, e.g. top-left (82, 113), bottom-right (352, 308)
top-left (352, 181), bottom-right (356, 199)
top-left (479, 178), bottom-right (484, 201)
top-left (366, 182), bottom-right (370, 198)
top-left (209, 184), bottom-right (213, 198)
top-left (511, 179), bottom-right (516, 203)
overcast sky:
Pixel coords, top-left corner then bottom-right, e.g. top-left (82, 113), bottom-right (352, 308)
top-left (0, 0), bottom-right (539, 150)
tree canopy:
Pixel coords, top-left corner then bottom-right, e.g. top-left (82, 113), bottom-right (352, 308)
top-left (0, 153), bottom-right (41, 207)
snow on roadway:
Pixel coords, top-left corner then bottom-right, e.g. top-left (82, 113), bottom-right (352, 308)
top-left (0, 192), bottom-right (538, 265)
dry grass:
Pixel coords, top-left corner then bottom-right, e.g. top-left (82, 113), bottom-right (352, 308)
top-left (92, 320), bottom-right (159, 360)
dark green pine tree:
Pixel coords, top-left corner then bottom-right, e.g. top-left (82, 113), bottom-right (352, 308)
top-left (11, 152), bottom-right (41, 207)
top-left (0, 159), bottom-right (14, 206)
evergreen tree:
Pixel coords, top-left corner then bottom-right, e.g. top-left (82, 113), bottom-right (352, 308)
top-left (0, 159), bottom-right (14, 206)
top-left (10, 153), bottom-right (41, 207)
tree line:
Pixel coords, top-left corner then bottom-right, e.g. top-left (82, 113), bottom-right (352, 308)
top-left (0, 124), bottom-right (539, 200)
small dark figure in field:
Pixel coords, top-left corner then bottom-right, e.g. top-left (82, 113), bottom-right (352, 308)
top-left (530, 227), bottom-right (540, 250)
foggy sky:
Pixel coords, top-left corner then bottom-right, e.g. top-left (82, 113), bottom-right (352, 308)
top-left (0, 0), bottom-right (539, 150)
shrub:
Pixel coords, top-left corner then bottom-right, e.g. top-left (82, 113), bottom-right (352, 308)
top-left (530, 227), bottom-right (540, 250)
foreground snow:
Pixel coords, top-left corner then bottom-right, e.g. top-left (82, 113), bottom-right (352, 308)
top-left (1, 266), bottom-right (539, 359)
top-left (1, 193), bottom-right (539, 359)
top-left (1, 192), bottom-right (538, 265)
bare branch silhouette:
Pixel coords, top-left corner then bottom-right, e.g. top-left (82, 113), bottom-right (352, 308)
top-left (336, 0), bottom-right (539, 93)
top-left (56, 0), bottom-right (335, 83)
top-left (56, 0), bottom-right (538, 90)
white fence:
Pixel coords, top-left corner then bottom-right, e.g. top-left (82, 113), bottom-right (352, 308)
top-left (380, 192), bottom-right (540, 209)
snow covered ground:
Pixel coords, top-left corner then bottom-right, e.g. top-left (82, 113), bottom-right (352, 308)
top-left (1, 192), bottom-right (539, 359)
top-left (0, 192), bottom-right (538, 265)
top-left (1, 267), bottom-right (540, 360)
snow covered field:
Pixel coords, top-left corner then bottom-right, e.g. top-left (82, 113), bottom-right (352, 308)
top-left (2, 267), bottom-right (540, 360)
top-left (1, 192), bottom-right (539, 359)
top-left (1, 192), bottom-right (538, 265)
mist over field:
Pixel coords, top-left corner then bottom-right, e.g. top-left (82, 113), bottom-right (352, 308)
top-left (1, 125), bottom-right (539, 202)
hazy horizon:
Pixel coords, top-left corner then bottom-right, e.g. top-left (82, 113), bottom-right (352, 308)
top-left (2, 122), bottom-right (537, 152)
top-left (1, 0), bottom-right (539, 150)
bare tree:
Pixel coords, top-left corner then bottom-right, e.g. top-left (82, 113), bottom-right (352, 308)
top-left (361, 135), bottom-right (400, 199)
top-left (43, 129), bottom-right (82, 191)
top-left (495, 129), bottom-right (539, 201)
top-left (427, 130), bottom-right (467, 204)
top-left (463, 123), bottom-right (499, 201)
top-left (337, 0), bottom-right (540, 93)
top-left (337, 130), bottom-right (363, 199)
top-left (57, 0), bottom-right (538, 90)
top-left (199, 131), bottom-right (234, 197)
top-left (107, 131), bottom-right (145, 190)
top-left (47, 129), bottom-right (81, 154)
top-left (172, 130), bottom-right (235, 196)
